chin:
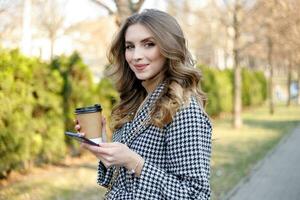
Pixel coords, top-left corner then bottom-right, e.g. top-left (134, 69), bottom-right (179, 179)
top-left (135, 74), bottom-right (149, 81)
top-left (137, 77), bottom-right (148, 81)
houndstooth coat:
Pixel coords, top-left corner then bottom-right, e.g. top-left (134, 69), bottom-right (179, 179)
top-left (97, 82), bottom-right (212, 200)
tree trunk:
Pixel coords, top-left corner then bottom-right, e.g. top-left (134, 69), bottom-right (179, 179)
top-left (233, 2), bottom-right (242, 129)
top-left (224, 26), bottom-right (229, 69)
top-left (21, 0), bottom-right (32, 55)
top-left (233, 52), bottom-right (242, 128)
top-left (267, 37), bottom-right (274, 114)
top-left (298, 65), bottom-right (300, 105)
top-left (115, 0), bottom-right (132, 26)
top-left (287, 60), bottom-right (292, 106)
top-left (114, 0), bottom-right (145, 26)
top-left (50, 34), bottom-right (55, 60)
top-left (91, 0), bottom-right (145, 26)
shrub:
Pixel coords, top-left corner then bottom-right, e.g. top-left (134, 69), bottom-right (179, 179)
top-left (199, 65), bottom-right (266, 116)
top-left (0, 49), bottom-right (65, 177)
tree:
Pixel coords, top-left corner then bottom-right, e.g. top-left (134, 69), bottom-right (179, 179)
top-left (298, 62), bottom-right (300, 105)
top-left (35, 0), bottom-right (67, 59)
top-left (283, 0), bottom-right (300, 106)
top-left (214, 0), bottom-right (258, 128)
top-left (255, 0), bottom-right (300, 109)
top-left (0, 0), bottom-right (22, 46)
top-left (90, 0), bottom-right (145, 26)
top-left (21, 0), bottom-right (32, 55)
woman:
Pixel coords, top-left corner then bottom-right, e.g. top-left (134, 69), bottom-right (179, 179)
top-left (76, 9), bottom-right (212, 199)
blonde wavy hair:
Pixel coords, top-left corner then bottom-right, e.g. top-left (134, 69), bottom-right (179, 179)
top-left (107, 9), bottom-right (207, 131)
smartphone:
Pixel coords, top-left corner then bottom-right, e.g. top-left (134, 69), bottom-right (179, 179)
top-left (65, 132), bottom-right (100, 146)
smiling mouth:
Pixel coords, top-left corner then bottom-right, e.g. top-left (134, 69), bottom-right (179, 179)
top-left (134, 64), bottom-right (149, 70)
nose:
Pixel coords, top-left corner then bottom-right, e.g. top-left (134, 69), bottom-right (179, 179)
top-left (132, 47), bottom-right (143, 61)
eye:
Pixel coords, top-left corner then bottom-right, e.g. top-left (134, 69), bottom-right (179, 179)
top-left (144, 42), bottom-right (155, 48)
top-left (125, 44), bottom-right (134, 50)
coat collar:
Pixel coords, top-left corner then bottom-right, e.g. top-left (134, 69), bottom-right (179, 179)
top-left (122, 81), bottom-right (166, 146)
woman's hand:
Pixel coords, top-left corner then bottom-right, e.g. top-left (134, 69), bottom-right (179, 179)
top-left (74, 117), bottom-right (144, 176)
top-left (82, 142), bottom-right (144, 175)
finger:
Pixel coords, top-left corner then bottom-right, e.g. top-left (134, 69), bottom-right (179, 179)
top-left (101, 117), bottom-right (106, 128)
top-left (82, 143), bottom-right (112, 156)
top-left (101, 159), bottom-right (112, 168)
top-left (102, 132), bottom-right (107, 143)
top-left (101, 117), bottom-right (106, 134)
top-left (101, 117), bottom-right (107, 142)
top-left (81, 143), bottom-right (106, 160)
top-left (80, 143), bottom-right (113, 158)
top-left (98, 142), bottom-right (111, 148)
top-left (99, 142), bottom-right (121, 148)
top-left (75, 124), bottom-right (81, 131)
top-left (102, 157), bottom-right (115, 168)
top-left (81, 143), bottom-right (100, 152)
top-left (78, 132), bottom-right (85, 137)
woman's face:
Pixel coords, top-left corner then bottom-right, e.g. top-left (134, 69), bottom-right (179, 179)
top-left (125, 23), bottom-right (166, 81)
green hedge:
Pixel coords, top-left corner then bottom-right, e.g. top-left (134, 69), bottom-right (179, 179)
top-left (0, 49), bottom-right (65, 178)
top-left (200, 67), bottom-right (233, 116)
top-left (199, 65), bottom-right (267, 116)
top-left (0, 49), bottom-right (119, 178)
top-left (241, 68), bottom-right (267, 107)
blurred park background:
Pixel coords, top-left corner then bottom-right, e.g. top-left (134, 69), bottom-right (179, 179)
top-left (0, 0), bottom-right (300, 199)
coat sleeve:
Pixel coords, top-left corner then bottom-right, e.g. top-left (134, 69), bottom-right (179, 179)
top-left (135, 99), bottom-right (212, 199)
top-left (97, 128), bottom-right (123, 187)
top-left (97, 161), bottom-right (114, 187)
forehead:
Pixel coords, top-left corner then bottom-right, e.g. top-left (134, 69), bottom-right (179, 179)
top-left (125, 23), bottom-right (154, 42)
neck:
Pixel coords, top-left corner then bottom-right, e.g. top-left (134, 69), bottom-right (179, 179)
top-left (142, 72), bottom-right (165, 94)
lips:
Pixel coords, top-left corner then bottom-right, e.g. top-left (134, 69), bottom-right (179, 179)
top-left (134, 64), bottom-right (149, 70)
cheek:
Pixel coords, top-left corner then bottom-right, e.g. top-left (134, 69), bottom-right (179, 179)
top-left (153, 54), bottom-right (166, 69)
top-left (149, 49), bottom-right (160, 60)
top-left (149, 48), bottom-right (165, 65)
top-left (125, 51), bottom-right (131, 63)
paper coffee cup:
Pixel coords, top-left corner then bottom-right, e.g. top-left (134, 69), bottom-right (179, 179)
top-left (75, 104), bottom-right (102, 144)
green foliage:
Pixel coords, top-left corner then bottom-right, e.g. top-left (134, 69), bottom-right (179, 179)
top-left (30, 62), bottom-right (65, 163)
top-left (95, 77), bottom-right (119, 122)
top-left (200, 66), bottom-right (233, 116)
top-left (0, 49), bottom-right (65, 178)
top-left (199, 65), bottom-right (267, 117)
top-left (0, 49), bottom-right (121, 177)
top-left (216, 69), bottom-right (233, 113)
top-left (200, 66), bottom-right (219, 115)
top-left (255, 71), bottom-right (267, 101)
top-left (50, 52), bottom-right (97, 153)
top-left (242, 68), bottom-right (266, 106)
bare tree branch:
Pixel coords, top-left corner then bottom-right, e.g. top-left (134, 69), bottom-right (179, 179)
top-left (90, 0), bottom-right (146, 26)
top-left (36, 0), bottom-right (66, 59)
top-left (90, 0), bottom-right (114, 15)
top-left (131, 0), bottom-right (145, 12)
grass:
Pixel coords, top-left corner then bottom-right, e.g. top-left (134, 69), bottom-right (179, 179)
top-left (0, 104), bottom-right (299, 200)
top-left (0, 157), bottom-right (107, 200)
top-left (211, 104), bottom-right (300, 200)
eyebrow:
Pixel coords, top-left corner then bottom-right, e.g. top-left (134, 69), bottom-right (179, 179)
top-left (125, 37), bottom-right (155, 44)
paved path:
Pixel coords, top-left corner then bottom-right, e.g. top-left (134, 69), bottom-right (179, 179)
top-left (224, 124), bottom-right (300, 200)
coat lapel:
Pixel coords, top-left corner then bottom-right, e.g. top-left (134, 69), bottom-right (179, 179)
top-left (123, 82), bottom-right (166, 146)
